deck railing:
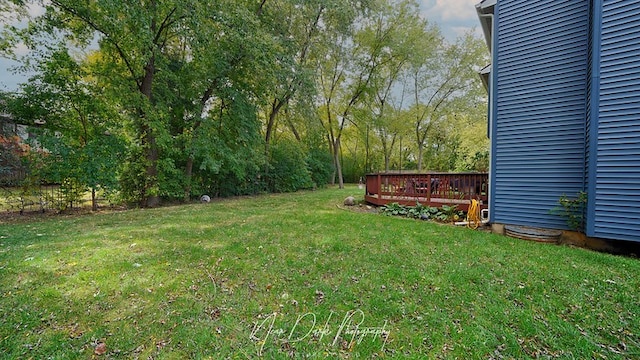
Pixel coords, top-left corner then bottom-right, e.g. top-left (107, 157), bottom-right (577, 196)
top-left (365, 172), bottom-right (488, 211)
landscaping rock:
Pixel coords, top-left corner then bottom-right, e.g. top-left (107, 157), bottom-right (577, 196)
top-left (343, 196), bottom-right (356, 206)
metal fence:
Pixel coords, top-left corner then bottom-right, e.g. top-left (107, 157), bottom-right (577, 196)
top-left (0, 184), bottom-right (113, 214)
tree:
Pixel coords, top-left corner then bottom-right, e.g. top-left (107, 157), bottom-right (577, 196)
top-left (3, 0), bottom-right (284, 205)
top-left (408, 32), bottom-right (488, 171)
top-left (0, 92), bottom-right (28, 182)
top-left (258, 0), bottom-right (324, 149)
top-left (2, 0), bottom-right (489, 203)
top-left (317, 0), bottom-right (422, 187)
top-left (453, 107), bottom-right (490, 172)
top-left (165, 1), bottom-right (281, 200)
top-left (28, 0), bottom-right (208, 206)
top-left (358, 1), bottom-right (426, 172)
top-left (7, 49), bottom-right (125, 210)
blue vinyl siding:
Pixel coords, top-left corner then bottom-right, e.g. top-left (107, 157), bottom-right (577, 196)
top-left (492, 0), bottom-right (590, 229)
top-left (584, 0), bottom-right (594, 213)
top-left (589, 0), bottom-right (640, 241)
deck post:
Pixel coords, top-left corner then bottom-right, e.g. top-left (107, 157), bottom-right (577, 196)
top-left (427, 174), bottom-right (431, 204)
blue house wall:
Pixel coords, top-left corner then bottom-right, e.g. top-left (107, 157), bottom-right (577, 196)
top-left (491, 0), bottom-right (590, 230)
top-left (480, 0), bottom-right (640, 242)
top-left (587, 0), bottom-right (640, 242)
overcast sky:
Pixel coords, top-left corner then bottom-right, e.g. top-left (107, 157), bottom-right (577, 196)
top-left (0, 0), bottom-right (481, 92)
top-left (420, 0), bottom-right (481, 40)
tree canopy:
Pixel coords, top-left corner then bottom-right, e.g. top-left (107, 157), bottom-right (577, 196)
top-left (0, 0), bottom-right (489, 206)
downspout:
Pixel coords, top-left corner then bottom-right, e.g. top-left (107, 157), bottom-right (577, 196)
top-left (478, 12), bottom-right (495, 223)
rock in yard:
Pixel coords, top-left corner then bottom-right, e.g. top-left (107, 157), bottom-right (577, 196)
top-left (343, 196), bottom-right (356, 206)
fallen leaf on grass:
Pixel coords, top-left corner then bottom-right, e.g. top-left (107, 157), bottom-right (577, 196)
top-left (94, 342), bottom-right (107, 355)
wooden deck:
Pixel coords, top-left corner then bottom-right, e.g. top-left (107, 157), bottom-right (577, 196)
top-left (364, 172), bottom-right (488, 212)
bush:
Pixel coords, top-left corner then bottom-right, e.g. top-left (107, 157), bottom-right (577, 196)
top-left (119, 148), bottom-right (148, 205)
top-left (381, 202), bottom-right (464, 222)
top-left (306, 145), bottom-right (334, 188)
top-left (266, 139), bottom-right (314, 193)
top-left (550, 191), bottom-right (587, 231)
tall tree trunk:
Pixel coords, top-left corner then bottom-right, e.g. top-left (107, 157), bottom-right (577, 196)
top-left (328, 134), bottom-right (336, 185)
top-left (265, 99), bottom-right (283, 148)
top-left (91, 188), bottom-right (97, 211)
top-left (184, 156), bottom-right (194, 201)
top-left (286, 118), bottom-right (301, 142)
top-left (142, 129), bottom-right (160, 207)
top-left (333, 137), bottom-right (344, 188)
top-left (365, 125), bottom-right (370, 174)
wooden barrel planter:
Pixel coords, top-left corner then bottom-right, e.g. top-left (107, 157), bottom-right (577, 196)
top-left (504, 225), bottom-right (562, 243)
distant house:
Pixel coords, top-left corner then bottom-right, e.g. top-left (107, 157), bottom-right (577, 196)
top-left (1, 114), bottom-right (30, 142)
top-left (476, 0), bottom-right (640, 242)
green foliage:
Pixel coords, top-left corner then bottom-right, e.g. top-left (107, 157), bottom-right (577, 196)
top-left (459, 150), bottom-right (489, 173)
top-left (185, 96), bottom-right (266, 198)
top-left (2, 0), bottom-right (290, 206)
top-left (42, 178), bottom-right (85, 211)
top-left (3, 47), bottom-right (127, 210)
top-left (551, 191), bottom-right (588, 231)
top-left (118, 147), bottom-right (149, 205)
top-left (305, 145), bottom-right (334, 188)
top-left (406, 31), bottom-right (489, 172)
top-left (157, 157), bottom-right (186, 200)
top-left (2, 0), bottom-right (491, 206)
top-left (438, 204), bottom-right (463, 222)
top-left (36, 132), bottom-right (124, 185)
top-left (454, 113), bottom-right (490, 172)
top-left (380, 202), bottom-right (409, 216)
top-left (25, 129), bottom-right (126, 209)
top-left (266, 139), bottom-right (314, 193)
top-left (13, 174), bottom-right (44, 214)
top-left (381, 201), bottom-right (463, 222)
top-left (406, 201), bottom-right (428, 219)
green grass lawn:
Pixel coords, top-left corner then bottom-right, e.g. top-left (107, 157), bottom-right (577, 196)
top-left (1, 186), bottom-right (639, 359)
